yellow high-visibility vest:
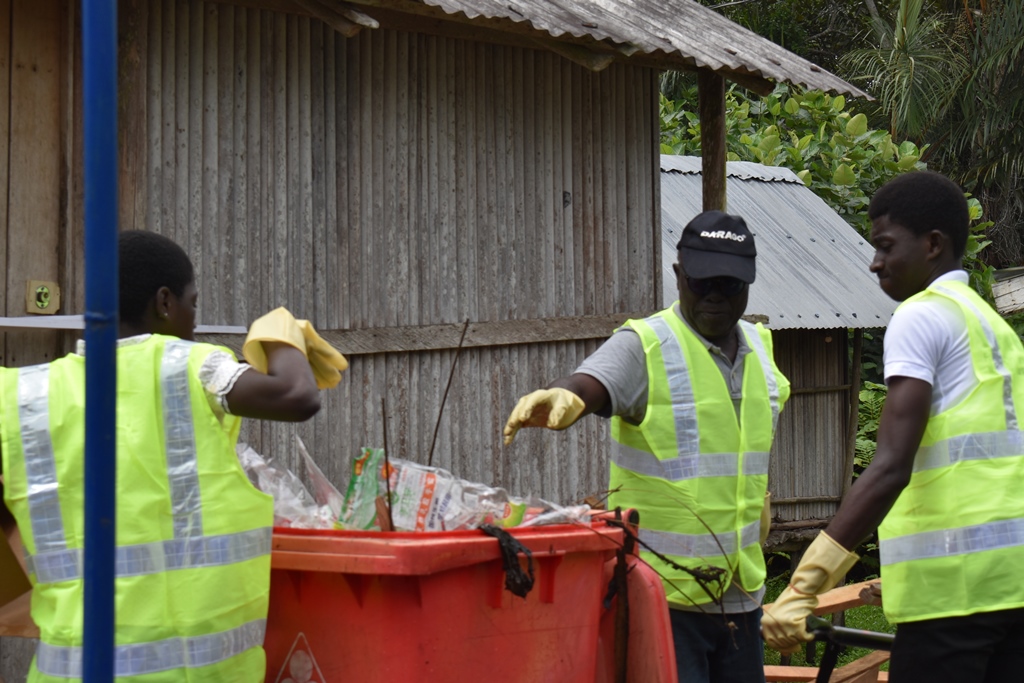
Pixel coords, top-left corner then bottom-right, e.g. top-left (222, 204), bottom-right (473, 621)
top-left (609, 307), bottom-right (789, 608)
top-left (879, 280), bottom-right (1024, 623)
top-left (0, 335), bottom-right (273, 682)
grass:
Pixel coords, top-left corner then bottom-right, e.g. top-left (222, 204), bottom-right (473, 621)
top-left (762, 573), bottom-right (896, 670)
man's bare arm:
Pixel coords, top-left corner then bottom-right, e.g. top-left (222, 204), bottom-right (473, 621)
top-left (225, 342), bottom-right (321, 422)
top-left (549, 373), bottom-right (611, 419)
top-left (826, 376), bottom-right (932, 550)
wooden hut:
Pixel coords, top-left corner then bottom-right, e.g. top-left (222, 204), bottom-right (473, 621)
top-left (0, 1), bottom-right (865, 677)
top-left (660, 157), bottom-right (897, 547)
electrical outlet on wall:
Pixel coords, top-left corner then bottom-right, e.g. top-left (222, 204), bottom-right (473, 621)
top-left (25, 280), bottom-right (60, 315)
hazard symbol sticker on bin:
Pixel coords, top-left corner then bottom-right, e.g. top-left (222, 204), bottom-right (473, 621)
top-left (274, 633), bottom-right (326, 683)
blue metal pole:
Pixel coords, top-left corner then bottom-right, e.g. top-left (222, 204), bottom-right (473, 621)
top-left (81, 2), bottom-right (118, 681)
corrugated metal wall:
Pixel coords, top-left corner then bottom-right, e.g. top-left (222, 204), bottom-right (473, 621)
top-left (769, 328), bottom-right (850, 522)
top-left (120, 1), bottom-right (659, 503)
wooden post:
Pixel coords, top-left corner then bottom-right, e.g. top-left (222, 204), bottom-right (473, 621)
top-left (842, 329), bottom-right (864, 495)
top-left (697, 68), bottom-right (726, 212)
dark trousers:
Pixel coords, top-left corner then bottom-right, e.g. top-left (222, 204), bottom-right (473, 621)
top-left (670, 608), bottom-right (765, 683)
top-left (890, 607), bottom-right (1024, 683)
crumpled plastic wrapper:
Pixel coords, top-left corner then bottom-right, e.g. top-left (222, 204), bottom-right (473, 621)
top-left (340, 447), bottom-right (592, 532)
top-left (237, 437), bottom-right (344, 529)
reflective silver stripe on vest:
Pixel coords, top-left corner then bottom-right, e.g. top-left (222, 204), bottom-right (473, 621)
top-left (646, 316), bottom-right (700, 456)
top-left (742, 450), bottom-right (770, 476)
top-left (913, 429), bottom-right (1024, 473)
top-left (161, 341), bottom-right (203, 538)
top-left (27, 527), bottom-right (271, 585)
top-left (35, 618), bottom-right (266, 678)
top-left (639, 520), bottom-right (761, 559)
top-left (741, 321), bottom-right (781, 432)
top-left (933, 284), bottom-right (1018, 431)
top-left (880, 517), bottom-right (1024, 566)
top-left (612, 442), bottom-right (769, 480)
top-left (17, 364), bottom-right (68, 556)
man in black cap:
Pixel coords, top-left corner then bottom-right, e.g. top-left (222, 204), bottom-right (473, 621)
top-left (503, 210), bottom-right (790, 683)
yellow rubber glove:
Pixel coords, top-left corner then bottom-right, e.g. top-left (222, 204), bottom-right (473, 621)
top-left (760, 491), bottom-right (772, 545)
top-left (243, 307), bottom-right (307, 372)
top-left (761, 532), bottom-right (859, 654)
top-left (503, 388), bottom-right (585, 445)
top-left (296, 320), bottom-right (348, 389)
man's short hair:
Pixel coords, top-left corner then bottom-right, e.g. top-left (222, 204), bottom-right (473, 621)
top-left (119, 231), bottom-right (194, 324)
top-left (868, 171), bottom-right (969, 259)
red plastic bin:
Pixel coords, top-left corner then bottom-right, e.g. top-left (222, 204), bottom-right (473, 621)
top-left (264, 521), bottom-right (623, 683)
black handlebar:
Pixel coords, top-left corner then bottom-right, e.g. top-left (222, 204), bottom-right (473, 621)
top-left (806, 615), bottom-right (895, 652)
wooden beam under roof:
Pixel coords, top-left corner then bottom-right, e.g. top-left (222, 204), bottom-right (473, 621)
top-left (201, 0), bottom-right (776, 90)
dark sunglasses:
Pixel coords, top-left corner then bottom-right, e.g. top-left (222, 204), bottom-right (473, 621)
top-left (685, 276), bottom-right (747, 297)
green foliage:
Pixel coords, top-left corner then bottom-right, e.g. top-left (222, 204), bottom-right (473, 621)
top-left (954, 0), bottom-right (1024, 189)
top-left (659, 83), bottom-right (926, 238)
top-left (856, 382), bottom-right (888, 470)
top-left (964, 196), bottom-right (996, 298)
top-left (854, 329), bottom-right (885, 385)
top-left (1007, 311), bottom-right (1024, 340)
top-left (842, 0), bottom-right (967, 140)
top-left (689, 0), bottom-right (898, 73)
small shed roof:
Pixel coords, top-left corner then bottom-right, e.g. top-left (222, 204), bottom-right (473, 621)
top-left (661, 156), bottom-right (897, 330)
top-left (412, 0), bottom-right (868, 98)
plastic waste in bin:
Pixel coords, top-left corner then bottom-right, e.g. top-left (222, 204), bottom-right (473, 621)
top-left (264, 521), bottom-right (623, 683)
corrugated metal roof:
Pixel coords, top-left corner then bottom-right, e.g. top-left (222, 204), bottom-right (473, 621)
top-left (661, 156), bottom-right (897, 330)
top-left (416, 0), bottom-right (868, 98)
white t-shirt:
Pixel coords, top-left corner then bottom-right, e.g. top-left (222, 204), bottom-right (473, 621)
top-left (882, 270), bottom-right (976, 415)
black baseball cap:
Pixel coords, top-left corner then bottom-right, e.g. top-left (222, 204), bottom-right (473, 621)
top-left (676, 210), bottom-right (757, 284)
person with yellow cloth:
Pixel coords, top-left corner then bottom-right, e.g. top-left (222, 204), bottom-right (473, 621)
top-left (762, 171), bottom-right (1024, 682)
top-left (504, 211), bottom-right (790, 683)
top-left (0, 230), bottom-right (347, 682)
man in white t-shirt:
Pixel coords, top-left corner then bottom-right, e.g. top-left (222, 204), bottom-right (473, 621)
top-left (763, 171), bottom-right (1024, 682)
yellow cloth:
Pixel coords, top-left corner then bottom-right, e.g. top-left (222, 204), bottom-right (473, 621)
top-left (503, 388), bottom-right (585, 445)
top-left (761, 531), bottom-right (859, 654)
top-left (243, 308), bottom-right (347, 389)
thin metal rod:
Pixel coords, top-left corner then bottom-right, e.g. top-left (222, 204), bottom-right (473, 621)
top-left (82, 1), bottom-right (119, 680)
top-left (381, 397), bottom-right (395, 532)
top-left (427, 319), bottom-right (470, 467)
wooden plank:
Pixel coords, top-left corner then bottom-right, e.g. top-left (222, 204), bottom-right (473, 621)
top-left (199, 311), bottom-right (653, 356)
top-left (218, 3), bottom-right (238, 325)
top-left (764, 667), bottom-right (817, 682)
top-left (0, 593), bottom-right (36, 640)
top-left (296, 15), bottom-right (313, 321)
top-left (765, 663), bottom-right (884, 683)
top-left (993, 274), bottom-right (1024, 316)
top-left (6, 0), bottom-right (62, 367)
top-left (0, 0), bottom-right (11, 366)
top-left (643, 66), bottom-right (660, 310)
top-left (61, 3), bottom-right (84, 341)
top-left (118, 0), bottom-right (148, 232)
top-left (833, 650), bottom-right (890, 683)
top-left (202, 1), bottom-right (220, 327)
top-left (763, 580), bottom-right (882, 615)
